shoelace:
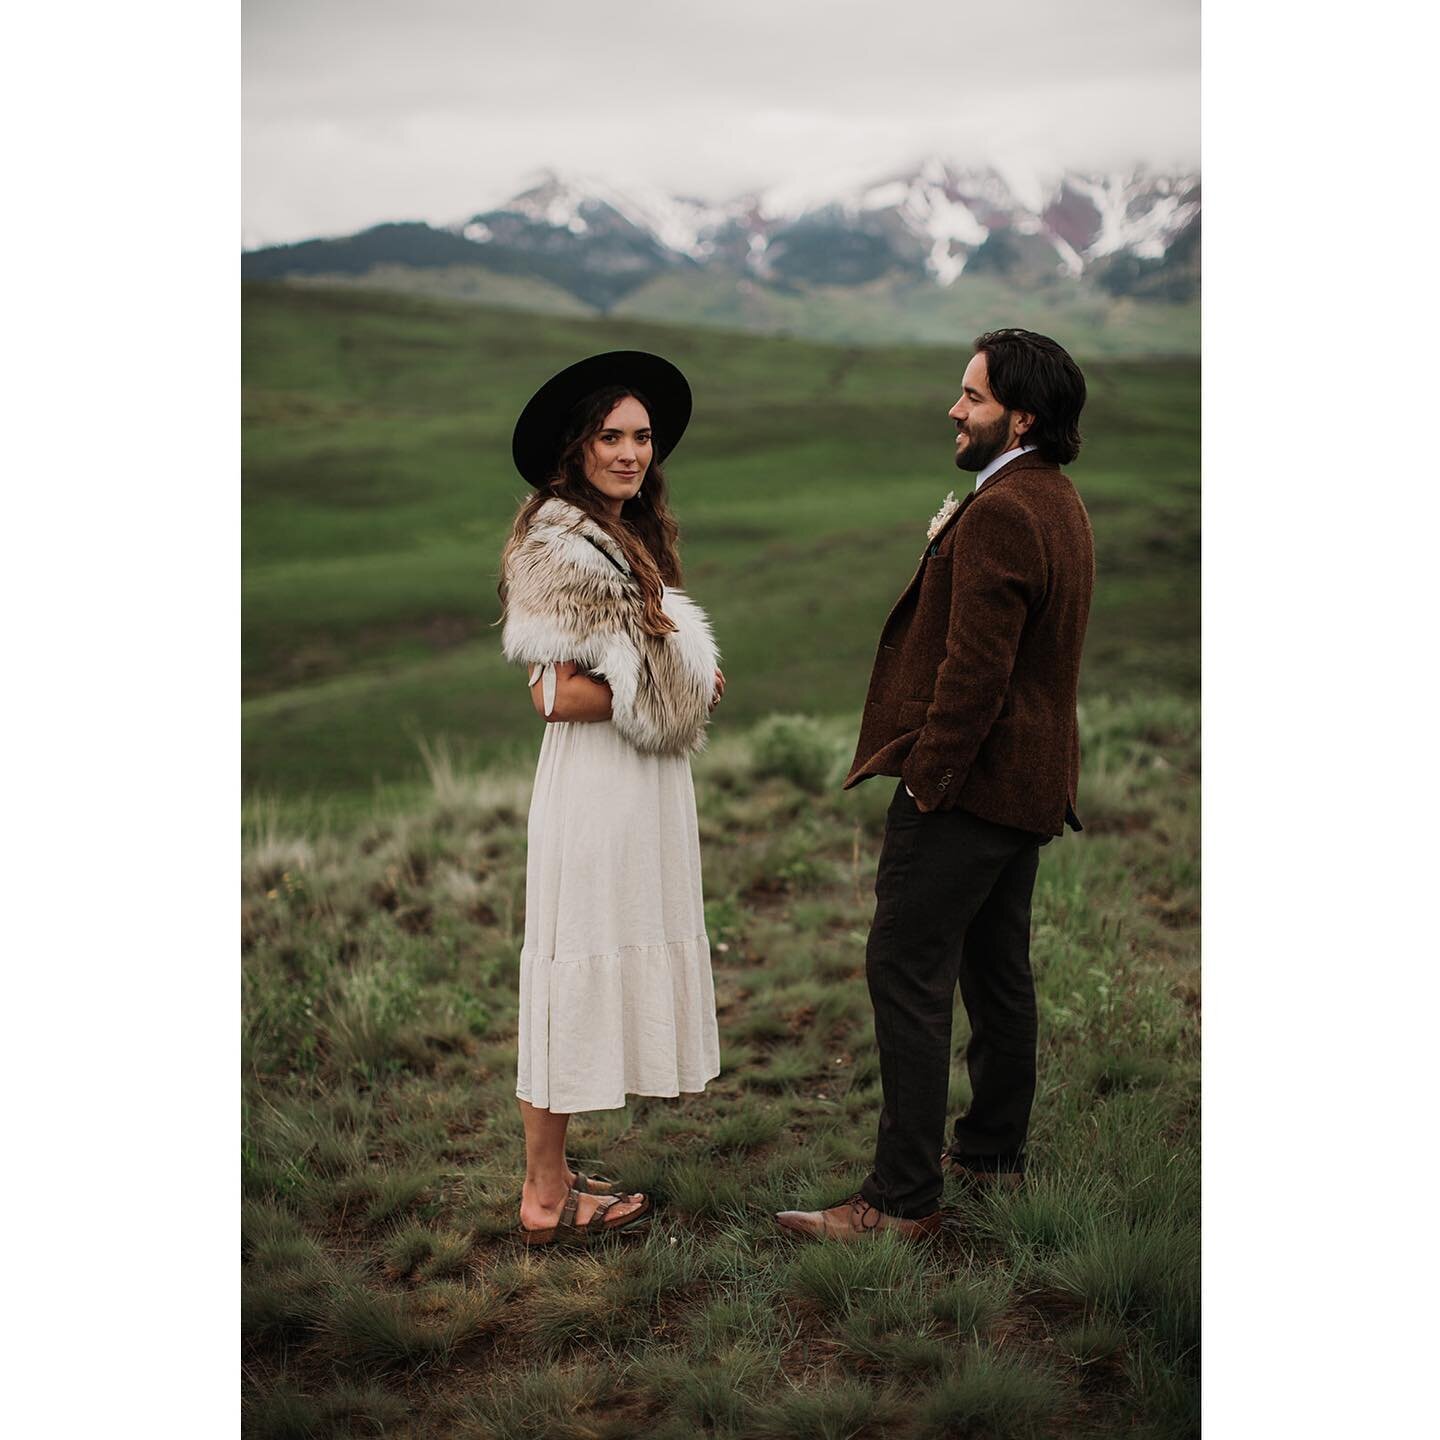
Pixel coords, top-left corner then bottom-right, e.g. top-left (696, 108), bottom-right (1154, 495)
top-left (847, 1193), bottom-right (881, 1231)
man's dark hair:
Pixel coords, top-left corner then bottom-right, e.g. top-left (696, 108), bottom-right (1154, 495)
top-left (973, 329), bottom-right (1086, 465)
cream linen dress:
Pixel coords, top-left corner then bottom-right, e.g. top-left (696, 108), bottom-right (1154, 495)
top-left (515, 659), bottom-right (721, 1113)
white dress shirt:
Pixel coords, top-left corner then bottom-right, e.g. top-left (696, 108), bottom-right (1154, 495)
top-left (975, 444), bottom-right (1037, 491)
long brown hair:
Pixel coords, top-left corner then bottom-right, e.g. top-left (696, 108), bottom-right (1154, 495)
top-left (499, 386), bottom-right (684, 636)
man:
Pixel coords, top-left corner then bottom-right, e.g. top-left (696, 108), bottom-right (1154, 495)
top-left (776, 329), bottom-right (1095, 1242)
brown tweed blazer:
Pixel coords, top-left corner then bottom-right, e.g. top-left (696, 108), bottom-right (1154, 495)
top-left (843, 451), bottom-right (1095, 836)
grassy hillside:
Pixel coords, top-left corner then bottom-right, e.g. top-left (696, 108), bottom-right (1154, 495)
top-left (243, 284), bottom-right (1197, 813)
top-left (261, 267), bottom-right (1200, 358)
top-left (614, 268), bottom-right (1199, 356)
top-left (285, 266), bottom-right (596, 318)
top-left (242, 286), bottom-right (1199, 1436)
top-left (243, 701), bottom-right (1199, 1438)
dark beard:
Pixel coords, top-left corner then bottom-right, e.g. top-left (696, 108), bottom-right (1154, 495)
top-left (953, 413), bottom-right (1011, 473)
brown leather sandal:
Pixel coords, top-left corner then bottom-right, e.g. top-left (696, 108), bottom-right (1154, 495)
top-left (566, 1156), bottom-right (622, 1196)
top-left (519, 1187), bottom-right (653, 1248)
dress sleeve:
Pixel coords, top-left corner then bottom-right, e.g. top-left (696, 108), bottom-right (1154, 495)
top-left (527, 662), bottom-right (558, 717)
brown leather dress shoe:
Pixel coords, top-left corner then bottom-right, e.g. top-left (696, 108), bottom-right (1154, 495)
top-left (940, 1152), bottom-right (1024, 1191)
top-left (774, 1192), bottom-right (943, 1243)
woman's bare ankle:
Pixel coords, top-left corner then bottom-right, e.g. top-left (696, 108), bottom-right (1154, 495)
top-left (522, 1174), bottom-right (569, 1209)
top-left (519, 1183), bottom-right (645, 1229)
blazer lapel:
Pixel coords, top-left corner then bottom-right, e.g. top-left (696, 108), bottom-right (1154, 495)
top-left (925, 484), bottom-right (980, 551)
top-left (921, 454), bottom-right (1059, 555)
top-left (876, 455), bottom-right (1057, 635)
top-left (877, 488), bottom-right (982, 635)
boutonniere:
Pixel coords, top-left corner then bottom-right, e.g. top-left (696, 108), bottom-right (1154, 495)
top-left (926, 491), bottom-right (959, 540)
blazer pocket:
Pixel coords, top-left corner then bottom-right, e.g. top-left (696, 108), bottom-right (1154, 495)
top-left (898, 699), bottom-right (930, 730)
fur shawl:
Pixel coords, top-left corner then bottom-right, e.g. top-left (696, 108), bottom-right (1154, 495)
top-left (501, 498), bottom-right (719, 755)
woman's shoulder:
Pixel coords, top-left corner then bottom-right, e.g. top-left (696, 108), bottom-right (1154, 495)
top-left (530, 495), bottom-right (583, 531)
top-left (512, 496), bottom-right (578, 550)
top-left (509, 498), bottom-right (631, 584)
top-left (520, 498), bottom-right (613, 551)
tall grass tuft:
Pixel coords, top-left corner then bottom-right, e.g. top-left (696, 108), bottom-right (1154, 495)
top-left (454, 1362), bottom-right (618, 1440)
top-left (745, 1377), bottom-right (902, 1440)
top-left (1044, 1219), bottom-right (1200, 1367)
top-left (929, 1270), bottom-right (1011, 1335)
top-left (834, 1310), bottom-right (952, 1377)
top-left (243, 796), bottom-right (317, 889)
top-left (242, 1265), bottom-right (333, 1347)
top-left (708, 1105), bottom-right (788, 1154)
top-left (1055, 1317), bottom-right (1130, 1372)
top-left (523, 1253), bottom-right (649, 1356)
top-left (415, 735), bottom-right (533, 821)
top-left (320, 956), bottom-right (428, 1078)
top-left (915, 1347), bottom-right (1065, 1438)
top-left (664, 1156), bottom-right (747, 1219)
top-left (247, 1379), bottom-right (413, 1440)
top-left (382, 1221), bottom-right (471, 1280)
top-left (687, 1294), bottom-right (790, 1356)
top-left (318, 1278), bottom-right (503, 1372)
top-left (1126, 1339), bottom-right (1202, 1438)
top-left (780, 1229), bottom-right (929, 1317)
top-left (635, 1347), bottom-right (779, 1435)
top-left (244, 1382), bottom-right (321, 1440)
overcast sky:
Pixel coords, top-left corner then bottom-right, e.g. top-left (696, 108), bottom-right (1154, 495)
top-left (243, 0), bottom-right (1199, 247)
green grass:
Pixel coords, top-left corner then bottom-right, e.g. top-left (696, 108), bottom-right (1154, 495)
top-left (242, 700), bottom-right (1199, 1437)
top-left (243, 284), bottom-right (1196, 814)
top-left (914, 1348), bottom-right (1066, 1438)
top-left (290, 262), bottom-right (1201, 358)
top-left (614, 264), bottom-right (1200, 356)
top-left (242, 286), bottom-right (1197, 1436)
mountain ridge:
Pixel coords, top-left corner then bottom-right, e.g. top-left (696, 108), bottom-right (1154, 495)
top-left (242, 160), bottom-right (1199, 346)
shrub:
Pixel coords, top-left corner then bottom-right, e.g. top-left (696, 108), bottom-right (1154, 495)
top-left (750, 715), bottom-right (844, 794)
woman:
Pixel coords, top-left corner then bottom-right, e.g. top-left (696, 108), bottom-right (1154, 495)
top-left (499, 351), bottom-right (725, 1245)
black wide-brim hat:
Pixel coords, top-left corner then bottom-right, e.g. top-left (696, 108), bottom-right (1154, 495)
top-left (511, 350), bottom-right (692, 487)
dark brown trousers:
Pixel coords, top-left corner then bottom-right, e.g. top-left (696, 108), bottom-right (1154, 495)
top-left (858, 783), bottom-right (1043, 1219)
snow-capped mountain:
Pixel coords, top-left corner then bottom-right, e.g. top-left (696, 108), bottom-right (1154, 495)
top-left (1044, 172), bottom-right (1200, 263)
top-left (449, 161), bottom-right (1198, 292)
top-left (465, 170), bottom-right (734, 260)
top-left (242, 160), bottom-right (1200, 314)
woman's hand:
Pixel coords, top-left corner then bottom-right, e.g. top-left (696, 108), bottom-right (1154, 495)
top-left (710, 667), bottom-right (726, 712)
top-left (530, 661), bottom-right (614, 723)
